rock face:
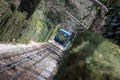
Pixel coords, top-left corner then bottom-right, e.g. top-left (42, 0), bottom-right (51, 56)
top-left (0, 0), bottom-right (54, 43)
top-left (19, 0), bottom-right (42, 18)
top-left (45, 0), bottom-right (96, 29)
top-left (0, 0), bottom-right (97, 43)
top-left (0, 1), bottom-right (27, 42)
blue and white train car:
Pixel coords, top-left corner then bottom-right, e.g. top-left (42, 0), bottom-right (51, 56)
top-left (54, 29), bottom-right (71, 47)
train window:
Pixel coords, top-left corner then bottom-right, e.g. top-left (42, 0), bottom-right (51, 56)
top-left (54, 29), bottom-right (71, 47)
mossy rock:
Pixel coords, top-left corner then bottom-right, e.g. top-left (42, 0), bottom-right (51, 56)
top-left (0, 1), bottom-right (8, 12)
top-left (0, 1), bottom-right (27, 42)
top-left (0, 0), bottom-right (55, 43)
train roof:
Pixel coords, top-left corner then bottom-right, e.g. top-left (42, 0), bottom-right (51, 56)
top-left (59, 29), bottom-right (71, 36)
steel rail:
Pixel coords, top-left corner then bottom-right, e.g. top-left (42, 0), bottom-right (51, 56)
top-left (48, 41), bottom-right (63, 51)
top-left (10, 52), bottom-right (50, 80)
top-left (0, 48), bottom-right (48, 73)
top-left (47, 42), bottom-right (63, 54)
top-left (0, 54), bottom-right (37, 73)
top-left (47, 47), bottom-right (63, 58)
top-left (0, 41), bottom-right (62, 80)
top-left (0, 53), bottom-right (37, 69)
top-left (0, 47), bottom-right (47, 69)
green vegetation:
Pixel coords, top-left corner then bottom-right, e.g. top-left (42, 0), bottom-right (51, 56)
top-left (19, 0), bottom-right (42, 18)
top-left (0, 1), bottom-right (27, 43)
top-left (17, 10), bottom-right (45, 43)
top-left (0, 0), bottom-right (57, 43)
top-left (54, 1), bottom-right (120, 80)
top-left (99, 0), bottom-right (120, 45)
top-left (47, 10), bottom-right (65, 25)
top-left (17, 0), bottom-right (57, 43)
top-left (54, 31), bottom-right (120, 80)
top-left (1, 0), bottom-right (120, 80)
top-left (0, 1), bottom-right (8, 11)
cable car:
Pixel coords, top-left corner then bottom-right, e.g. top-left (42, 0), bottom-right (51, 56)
top-left (54, 29), bottom-right (71, 47)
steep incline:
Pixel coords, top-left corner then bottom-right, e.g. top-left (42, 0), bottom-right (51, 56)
top-left (0, 40), bottom-right (64, 80)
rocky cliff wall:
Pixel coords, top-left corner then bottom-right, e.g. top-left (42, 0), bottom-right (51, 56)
top-left (45, 0), bottom-right (96, 29)
top-left (0, 1), bottom-right (27, 42)
top-left (0, 0), bottom-right (55, 43)
top-left (0, 0), bottom-right (97, 43)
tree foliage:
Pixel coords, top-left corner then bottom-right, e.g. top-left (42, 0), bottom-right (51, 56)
top-left (102, 0), bottom-right (120, 45)
top-left (54, 31), bottom-right (120, 80)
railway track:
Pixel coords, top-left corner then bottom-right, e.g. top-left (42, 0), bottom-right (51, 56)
top-left (0, 40), bottom-right (64, 80)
